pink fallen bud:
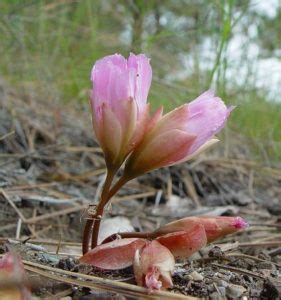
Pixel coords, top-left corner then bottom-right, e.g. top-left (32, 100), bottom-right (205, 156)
top-left (124, 90), bottom-right (232, 178)
top-left (155, 216), bottom-right (249, 243)
top-left (80, 238), bottom-right (146, 270)
top-left (0, 252), bottom-right (31, 300)
top-left (133, 241), bottom-right (175, 291)
top-left (90, 53), bottom-right (152, 169)
top-left (156, 224), bottom-right (207, 258)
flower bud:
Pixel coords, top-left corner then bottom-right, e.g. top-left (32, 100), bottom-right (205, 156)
top-left (91, 53), bottom-right (152, 169)
top-left (155, 216), bottom-right (249, 243)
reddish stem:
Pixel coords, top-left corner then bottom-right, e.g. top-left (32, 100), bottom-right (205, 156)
top-left (82, 169), bottom-right (115, 254)
top-left (101, 231), bottom-right (157, 244)
top-left (90, 175), bottom-right (129, 249)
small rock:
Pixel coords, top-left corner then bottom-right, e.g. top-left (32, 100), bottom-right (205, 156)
top-left (231, 192), bottom-right (252, 206)
top-left (218, 286), bottom-right (226, 297)
top-left (226, 284), bottom-right (246, 298)
top-left (266, 203), bottom-right (281, 216)
top-left (261, 278), bottom-right (281, 299)
top-left (57, 257), bottom-right (79, 271)
top-left (250, 288), bottom-right (261, 298)
top-left (188, 271), bottom-right (204, 281)
top-left (216, 279), bottom-right (229, 288)
top-left (74, 263), bottom-right (93, 274)
top-left (208, 246), bottom-right (224, 258)
top-left (98, 217), bottom-right (134, 244)
top-left (209, 292), bottom-right (221, 300)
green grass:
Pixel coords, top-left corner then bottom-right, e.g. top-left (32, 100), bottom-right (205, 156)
top-left (0, 0), bottom-right (280, 161)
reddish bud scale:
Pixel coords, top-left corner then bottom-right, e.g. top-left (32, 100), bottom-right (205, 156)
top-left (155, 216), bottom-right (249, 242)
top-left (80, 238), bottom-right (147, 270)
top-left (156, 224), bottom-right (207, 258)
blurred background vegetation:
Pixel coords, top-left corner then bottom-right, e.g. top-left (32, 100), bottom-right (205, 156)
top-left (0, 0), bottom-right (280, 160)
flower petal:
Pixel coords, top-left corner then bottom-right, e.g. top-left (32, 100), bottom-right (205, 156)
top-left (128, 53), bottom-right (152, 112)
top-left (174, 138), bottom-right (219, 164)
top-left (186, 90), bottom-right (232, 154)
top-left (100, 104), bottom-right (123, 165)
top-left (125, 129), bottom-right (196, 177)
top-left (91, 54), bottom-right (128, 109)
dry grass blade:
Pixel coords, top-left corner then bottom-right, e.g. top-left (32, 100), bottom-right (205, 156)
top-left (22, 260), bottom-right (197, 299)
top-left (212, 263), bottom-right (266, 279)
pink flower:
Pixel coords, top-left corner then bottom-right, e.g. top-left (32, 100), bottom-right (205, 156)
top-left (91, 53), bottom-right (152, 168)
top-left (133, 241), bottom-right (175, 291)
top-left (124, 90), bottom-right (233, 177)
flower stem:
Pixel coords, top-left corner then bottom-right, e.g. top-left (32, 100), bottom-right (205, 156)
top-left (82, 169), bottom-right (115, 254)
top-left (101, 231), bottom-right (156, 244)
top-left (90, 175), bottom-right (129, 249)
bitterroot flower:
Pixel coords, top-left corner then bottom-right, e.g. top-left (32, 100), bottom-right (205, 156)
top-left (123, 90), bottom-right (233, 178)
top-left (90, 53), bottom-right (152, 169)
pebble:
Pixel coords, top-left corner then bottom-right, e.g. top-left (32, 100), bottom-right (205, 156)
top-left (218, 286), bottom-right (226, 297)
top-left (266, 203), bottom-right (281, 216)
top-left (209, 292), bottom-right (222, 300)
top-left (232, 191), bottom-right (252, 206)
top-left (216, 279), bottom-right (229, 288)
top-left (186, 271), bottom-right (204, 281)
top-left (226, 284), bottom-right (246, 298)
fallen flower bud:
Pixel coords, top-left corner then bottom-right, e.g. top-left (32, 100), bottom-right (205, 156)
top-left (80, 238), bottom-right (146, 270)
top-left (155, 216), bottom-right (249, 242)
top-left (156, 224), bottom-right (207, 258)
top-left (133, 241), bottom-right (175, 291)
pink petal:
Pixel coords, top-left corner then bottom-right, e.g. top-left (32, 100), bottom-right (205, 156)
top-left (98, 103), bottom-right (123, 164)
top-left (125, 129), bottom-right (196, 177)
top-left (91, 54), bottom-right (128, 109)
top-left (91, 53), bottom-right (151, 114)
top-left (80, 238), bottom-right (146, 270)
top-left (128, 53), bottom-right (152, 112)
top-left (156, 225), bottom-right (207, 258)
top-left (186, 90), bottom-right (232, 154)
